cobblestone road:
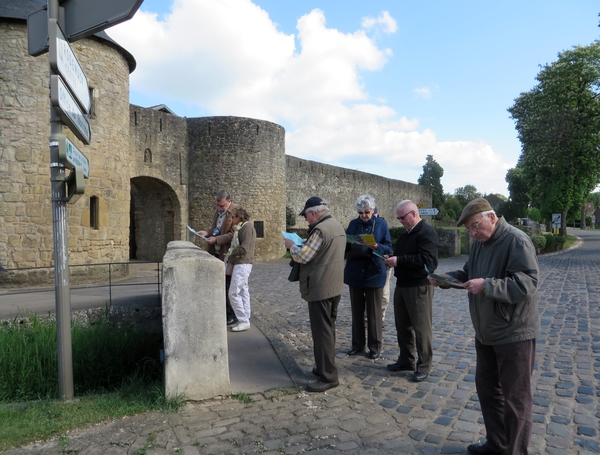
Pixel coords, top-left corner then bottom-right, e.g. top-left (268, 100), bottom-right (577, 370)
top-left (5, 229), bottom-right (599, 455)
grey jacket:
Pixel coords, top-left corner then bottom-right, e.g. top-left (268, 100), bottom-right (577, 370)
top-left (449, 217), bottom-right (541, 345)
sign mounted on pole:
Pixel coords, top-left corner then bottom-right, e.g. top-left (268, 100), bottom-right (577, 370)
top-left (418, 208), bottom-right (440, 216)
top-left (49, 19), bottom-right (91, 114)
top-left (28, 0), bottom-right (144, 56)
top-left (50, 74), bottom-right (91, 145)
top-left (52, 133), bottom-right (90, 178)
top-left (62, 0), bottom-right (144, 42)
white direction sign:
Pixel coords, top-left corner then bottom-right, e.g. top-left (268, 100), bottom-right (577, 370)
top-left (50, 74), bottom-right (91, 145)
top-left (418, 208), bottom-right (440, 216)
top-left (49, 19), bottom-right (91, 114)
top-left (52, 134), bottom-right (90, 178)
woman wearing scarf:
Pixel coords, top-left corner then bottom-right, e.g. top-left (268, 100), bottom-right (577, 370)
top-left (226, 206), bottom-right (256, 332)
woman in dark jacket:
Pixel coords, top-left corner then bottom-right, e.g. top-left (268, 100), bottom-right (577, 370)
top-left (344, 195), bottom-right (393, 359)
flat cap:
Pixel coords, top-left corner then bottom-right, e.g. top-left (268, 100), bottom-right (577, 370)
top-left (456, 197), bottom-right (493, 226)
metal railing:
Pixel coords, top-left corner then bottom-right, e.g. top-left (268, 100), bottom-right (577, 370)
top-left (0, 261), bottom-right (162, 314)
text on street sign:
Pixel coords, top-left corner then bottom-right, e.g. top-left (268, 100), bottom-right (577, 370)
top-left (418, 208), bottom-right (440, 216)
top-left (52, 134), bottom-right (90, 178)
top-left (49, 19), bottom-right (91, 113)
top-left (50, 75), bottom-right (91, 145)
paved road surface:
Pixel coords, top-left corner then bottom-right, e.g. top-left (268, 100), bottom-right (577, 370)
top-left (3, 229), bottom-right (599, 454)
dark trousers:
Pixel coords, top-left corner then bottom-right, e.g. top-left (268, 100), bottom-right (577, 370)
top-left (475, 338), bottom-right (536, 455)
top-left (393, 284), bottom-right (433, 373)
top-left (225, 274), bottom-right (237, 321)
top-left (349, 286), bottom-right (383, 354)
top-left (308, 296), bottom-right (340, 383)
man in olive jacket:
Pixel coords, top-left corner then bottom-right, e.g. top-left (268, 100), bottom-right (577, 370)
top-left (284, 197), bottom-right (346, 393)
top-left (429, 198), bottom-right (540, 455)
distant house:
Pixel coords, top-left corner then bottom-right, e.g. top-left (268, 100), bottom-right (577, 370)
top-left (484, 194), bottom-right (505, 212)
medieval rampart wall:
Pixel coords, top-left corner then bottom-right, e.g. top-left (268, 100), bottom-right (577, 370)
top-left (286, 156), bottom-right (433, 229)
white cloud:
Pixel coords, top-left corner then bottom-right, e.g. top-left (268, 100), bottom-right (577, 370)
top-left (109, 0), bottom-right (510, 195)
top-left (414, 87), bottom-right (432, 99)
top-left (361, 11), bottom-right (398, 34)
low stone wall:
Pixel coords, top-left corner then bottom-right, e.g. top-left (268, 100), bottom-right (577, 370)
top-left (438, 229), bottom-right (461, 258)
top-left (162, 241), bottom-right (231, 400)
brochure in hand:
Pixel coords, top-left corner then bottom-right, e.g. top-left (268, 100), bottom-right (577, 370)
top-left (346, 233), bottom-right (376, 246)
top-left (187, 226), bottom-right (208, 240)
top-left (282, 231), bottom-right (304, 246)
top-left (425, 265), bottom-right (465, 289)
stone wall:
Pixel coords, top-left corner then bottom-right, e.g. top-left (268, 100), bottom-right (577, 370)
top-left (286, 156), bottom-right (433, 229)
top-left (187, 117), bottom-right (287, 260)
top-left (0, 21), bottom-right (132, 270)
top-left (129, 106), bottom-right (189, 261)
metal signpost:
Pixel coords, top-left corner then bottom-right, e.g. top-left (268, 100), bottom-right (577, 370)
top-left (28, 0), bottom-right (143, 400)
top-left (418, 207), bottom-right (440, 216)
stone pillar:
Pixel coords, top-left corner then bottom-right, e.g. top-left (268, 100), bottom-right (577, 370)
top-left (162, 241), bottom-right (230, 399)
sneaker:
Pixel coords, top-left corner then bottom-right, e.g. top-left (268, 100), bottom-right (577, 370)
top-left (227, 318), bottom-right (239, 327)
top-left (231, 321), bottom-right (250, 332)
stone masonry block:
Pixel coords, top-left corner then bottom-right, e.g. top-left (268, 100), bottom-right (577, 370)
top-left (162, 241), bottom-right (230, 400)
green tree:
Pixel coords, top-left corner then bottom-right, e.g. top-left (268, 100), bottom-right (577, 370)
top-left (417, 155), bottom-right (445, 214)
top-left (508, 41), bottom-right (600, 235)
top-left (454, 185), bottom-right (481, 206)
top-left (505, 167), bottom-right (530, 219)
top-left (439, 194), bottom-right (463, 221)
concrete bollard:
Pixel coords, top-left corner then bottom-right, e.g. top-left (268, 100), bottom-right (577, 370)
top-left (162, 241), bottom-right (231, 400)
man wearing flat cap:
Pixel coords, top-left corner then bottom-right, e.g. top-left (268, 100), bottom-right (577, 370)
top-left (429, 197), bottom-right (540, 455)
top-left (284, 197), bottom-right (346, 392)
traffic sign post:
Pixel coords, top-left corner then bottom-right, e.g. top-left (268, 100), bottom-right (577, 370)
top-left (418, 208), bottom-right (440, 216)
top-left (28, 0), bottom-right (144, 56)
top-left (49, 19), bottom-right (91, 113)
top-left (29, 0), bottom-right (142, 400)
top-left (50, 75), bottom-right (91, 144)
top-left (52, 133), bottom-right (90, 178)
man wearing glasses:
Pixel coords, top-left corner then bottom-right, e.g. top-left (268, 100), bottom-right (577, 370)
top-left (429, 198), bottom-right (540, 455)
top-left (383, 200), bottom-right (439, 383)
top-left (197, 189), bottom-right (238, 326)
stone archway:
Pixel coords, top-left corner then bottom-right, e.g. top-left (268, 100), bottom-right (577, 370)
top-left (130, 177), bottom-right (180, 261)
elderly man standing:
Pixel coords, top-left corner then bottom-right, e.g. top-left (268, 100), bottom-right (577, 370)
top-left (284, 197), bottom-right (346, 393)
top-left (383, 200), bottom-right (439, 383)
top-left (429, 198), bottom-right (540, 455)
top-left (197, 189), bottom-right (238, 327)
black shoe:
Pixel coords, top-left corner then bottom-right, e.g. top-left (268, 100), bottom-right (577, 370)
top-left (367, 351), bottom-right (380, 360)
top-left (306, 379), bottom-right (339, 393)
top-left (467, 441), bottom-right (504, 455)
top-left (347, 348), bottom-right (365, 356)
top-left (412, 372), bottom-right (428, 382)
top-left (226, 318), bottom-right (239, 327)
top-left (386, 362), bottom-right (414, 372)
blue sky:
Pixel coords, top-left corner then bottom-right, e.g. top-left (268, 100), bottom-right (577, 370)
top-left (108, 0), bottom-right (599, 197)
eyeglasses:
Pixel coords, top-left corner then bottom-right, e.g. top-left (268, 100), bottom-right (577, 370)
top-left (466, 217), bottom-right (486, 232)
top-left (215, 199), bottom-right (229, 209)
top-left (357, 210), bottom-right (372, 215)
top-left (397, 210), bottom-right (413, 221)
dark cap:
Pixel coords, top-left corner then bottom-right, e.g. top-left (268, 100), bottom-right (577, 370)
top-left (299, 196), bottom-right (324, 216)
top-left (457, 197), bottom-right (493, 226)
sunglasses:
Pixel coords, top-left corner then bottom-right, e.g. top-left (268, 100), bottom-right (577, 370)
top-left (397, 210), bottom-right (413, 221)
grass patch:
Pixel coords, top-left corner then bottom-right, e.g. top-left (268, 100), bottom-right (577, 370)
top-left (0, 312), bottom-right (183, 450)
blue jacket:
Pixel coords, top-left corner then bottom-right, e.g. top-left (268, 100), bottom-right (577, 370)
top-left (343, 216), bottom-right (392, 289)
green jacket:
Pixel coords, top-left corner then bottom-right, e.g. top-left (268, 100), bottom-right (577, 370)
top-left (449, 217), bottom-right (541, 345)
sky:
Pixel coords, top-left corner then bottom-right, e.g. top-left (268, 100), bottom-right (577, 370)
top-left (107, 0), bottom-right (600, 197)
